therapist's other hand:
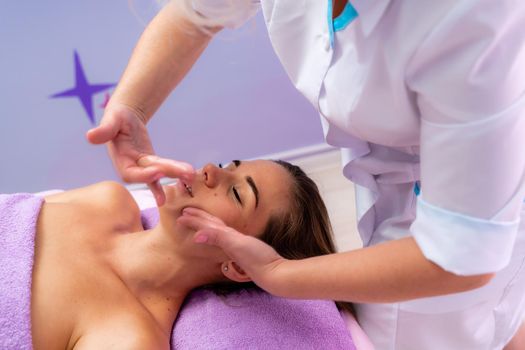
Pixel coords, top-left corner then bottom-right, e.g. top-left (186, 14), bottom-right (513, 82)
top-left (177, 207), bottom-right (289, 295)
top-left (86, 104), bottom-right (195, 206)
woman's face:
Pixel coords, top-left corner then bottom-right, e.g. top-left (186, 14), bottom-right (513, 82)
top-left (161, 160), bottom-right (293, 238)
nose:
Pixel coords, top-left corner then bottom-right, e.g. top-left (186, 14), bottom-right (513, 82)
top-left (202, 163), bottom-right (223, 188)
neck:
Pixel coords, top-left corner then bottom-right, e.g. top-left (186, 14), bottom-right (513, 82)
top-left (109, 224), bottom-right (221, 335)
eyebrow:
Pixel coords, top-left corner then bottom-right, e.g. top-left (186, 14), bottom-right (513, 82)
top-left (233, 160), bottom-right (259, 209)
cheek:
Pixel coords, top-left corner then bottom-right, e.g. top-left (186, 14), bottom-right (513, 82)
top-left (217, 209), bottom-right (242, 229)
top-left (204, 197), bottom-right (243, 228)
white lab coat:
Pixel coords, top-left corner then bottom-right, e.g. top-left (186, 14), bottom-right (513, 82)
top-left (192, 0), bottom-right (525, 348)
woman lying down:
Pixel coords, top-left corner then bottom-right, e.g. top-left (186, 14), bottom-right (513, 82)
top-left (0, 159), bottom-right (355, 349)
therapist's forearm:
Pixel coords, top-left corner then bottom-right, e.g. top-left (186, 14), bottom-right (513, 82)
top-left (109, 2), bottom-right (218, 123)
top-left (275, 237), bottom-right (494, 303)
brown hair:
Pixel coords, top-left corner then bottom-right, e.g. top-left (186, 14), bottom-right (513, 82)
top-left (203, 160), bottom-right (354, 315)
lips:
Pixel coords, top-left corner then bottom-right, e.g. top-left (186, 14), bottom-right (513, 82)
top-left (183, 182), bottom-right (194, 197)
top-left (175, 180), bottom-right (193, 197)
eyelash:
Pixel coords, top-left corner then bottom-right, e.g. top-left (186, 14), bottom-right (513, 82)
top-left (232, 187), bottom-right (242, 204)
top-left (218, 163), bottom-right (243, 205)
top-left (218, 160), bottom-right (240, 168)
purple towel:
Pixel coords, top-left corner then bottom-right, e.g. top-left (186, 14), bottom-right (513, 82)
top-left (0, 194), bottom-right (44, 350)
top-left (140, 208), bottom-right (356, 350)
top-left (172, 289), bottom-right (356, 350)
top-left (0, 199), bottom-right (354, 350)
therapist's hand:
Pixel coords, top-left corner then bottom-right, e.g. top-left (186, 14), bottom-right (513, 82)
top-left (86, 103), bottom-right (195, 206)
top-left (177, 207), bottom-right (290, 296)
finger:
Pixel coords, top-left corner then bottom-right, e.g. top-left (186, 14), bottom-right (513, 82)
top-left (148, 180), bottom-right (166, 207)
top-left (194, 226), bottom-right (245, 248)
top-left (147, 157), bottom-right (195, 182)
top-left (86, 118), bottom-right (121, 145)
top-left (120, 165), bottom-right (163, 184)
top-left (193, 228), bottom-right (250, 261)
top-left (176, 215), bottom-right (220, 233)
top-left (138, 156), bottom-right (195, 182)
top-left (182, 207), bottom-right (225, 224)
top-left (193, 229), bottom-right (248, 270)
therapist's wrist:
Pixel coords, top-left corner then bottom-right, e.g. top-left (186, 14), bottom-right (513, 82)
top-left (263, 259), bottom-right (302, 299)
top-left (106, 100), bottom-right (150, 125)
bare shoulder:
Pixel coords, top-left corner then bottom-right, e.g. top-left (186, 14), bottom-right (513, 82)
top-left (73, 329), bottom-right (168, 350)
top-left (41, 181), bottom-right (141, 230)
top-left (45, 181), bottom-right (127, 203)
top-left (71, 314), bottom-right (169, 350)
top-left (45, 181), bottom-right (138, 210)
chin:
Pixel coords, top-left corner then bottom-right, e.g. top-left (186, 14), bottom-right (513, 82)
top-left (162, 184), bottom-right (185, 209)
top-left (156, 186), bottom-right (182, 226)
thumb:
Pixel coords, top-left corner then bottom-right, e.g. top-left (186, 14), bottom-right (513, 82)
top-left (148, 180), bottom-right (166, 207)
top-left (86, 118), bottom-right (120, 144)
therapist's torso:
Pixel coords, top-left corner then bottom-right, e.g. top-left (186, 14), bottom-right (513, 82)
top-left (262, 0), bottom-right (441, 247)
top-left (261, 0), bottom-right (525, 251)
top-left (259, 1), bottom-right (525, 349)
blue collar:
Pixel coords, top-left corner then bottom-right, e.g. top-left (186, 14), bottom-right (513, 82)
top-left (333, 2), bottom-right (359, 32)
top-left (327, 0), bottom-right (359, 48)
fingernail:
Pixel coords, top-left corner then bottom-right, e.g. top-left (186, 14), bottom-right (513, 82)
top-left (194, 234), bottom-right (208, 244)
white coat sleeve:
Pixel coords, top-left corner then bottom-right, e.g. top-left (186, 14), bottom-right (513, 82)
top-left (406, 1), bottom-right (525, 275)
top-left (190, 0), bottom-right (260, 29)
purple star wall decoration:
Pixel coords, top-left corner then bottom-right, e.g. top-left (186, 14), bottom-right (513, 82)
top-left (50, 50), bottom-right (115, 125)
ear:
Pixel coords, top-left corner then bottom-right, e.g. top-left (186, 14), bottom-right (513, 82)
top-left (221, 261), bottom-right (251, 283)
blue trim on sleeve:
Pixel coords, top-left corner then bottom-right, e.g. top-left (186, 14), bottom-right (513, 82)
top-left (412, 196), bottom-right (520, 275)
top-left (414, 182), bottom-right (523, 201)
top-left (414, 181), bottom-right (421, 196)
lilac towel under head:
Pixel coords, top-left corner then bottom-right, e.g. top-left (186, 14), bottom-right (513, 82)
top-left (173, 289), bottom-right (356, 350)
top-left (0, 194), bottom-right (44, 350)
top-left (141, 207), bottom-right (355, 349)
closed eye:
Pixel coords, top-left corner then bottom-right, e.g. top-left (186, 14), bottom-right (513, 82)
top-left (233, 186), bottom-right (242, 205)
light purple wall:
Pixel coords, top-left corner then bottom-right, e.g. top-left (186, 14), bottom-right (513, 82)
top-left (0, 1), bottom-right (324, 193)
